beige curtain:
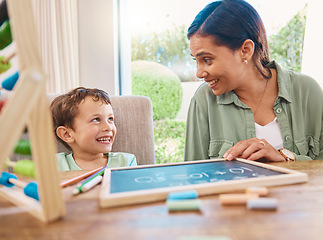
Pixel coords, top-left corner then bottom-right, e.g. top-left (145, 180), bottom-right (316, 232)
top-left (32, 0), bottom-right (79, 93)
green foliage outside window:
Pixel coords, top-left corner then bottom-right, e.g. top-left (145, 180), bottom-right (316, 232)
top-left (131, 7), bottom-right (307, 79)
top-left (132, 60), bottom-right (183, 121)
top-left (154, 119), bottom-right (186, 164)
top-left (269, 6), bottom-right (307, 72)
top-left (131, 25), bottom-right (196, 82)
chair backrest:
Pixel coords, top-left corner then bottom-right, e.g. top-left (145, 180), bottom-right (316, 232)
top-left (2, 90), bottom-right (155, 165)
top-left (110, 96), bottom-right (155, 165)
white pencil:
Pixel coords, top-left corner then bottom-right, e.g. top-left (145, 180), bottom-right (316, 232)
top-left (72, 175), bottom-right (103, 195)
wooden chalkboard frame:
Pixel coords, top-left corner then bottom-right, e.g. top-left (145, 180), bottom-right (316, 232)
top-left (99, 158), bottom-right (308, 208)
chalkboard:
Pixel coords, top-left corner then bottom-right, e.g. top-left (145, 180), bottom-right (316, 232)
top-left (100, 158), bottom-right (308, 208)
top-left (110, 160), bottom-right (284, 193)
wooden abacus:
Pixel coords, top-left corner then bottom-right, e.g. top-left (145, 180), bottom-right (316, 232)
top-left (0, 0), bottom-right (65, 223)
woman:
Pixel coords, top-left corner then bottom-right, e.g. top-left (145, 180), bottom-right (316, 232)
top-left (184, 0), bottom-right (323, 162)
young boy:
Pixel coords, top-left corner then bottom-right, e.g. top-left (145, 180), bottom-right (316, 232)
top-left (50, 87), bottom-right (137, 171)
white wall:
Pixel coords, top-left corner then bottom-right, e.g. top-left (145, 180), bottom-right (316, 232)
top-left (176, 82), bottom-right (202, 120)
top-left (78, 0), bottom-right (119, 95)
top-left (301, 0), bottom-right (323, 88)
top-left (77, 0), bottom-right (132, 96)
top-left (118, 0), bottom-right (132, 96)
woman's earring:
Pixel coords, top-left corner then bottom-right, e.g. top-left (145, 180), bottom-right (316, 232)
top-left (244, 59), bottom-right (248, 64)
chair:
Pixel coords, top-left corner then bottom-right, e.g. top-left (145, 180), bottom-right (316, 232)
top-left (110, 96), bottom-right (155, 165)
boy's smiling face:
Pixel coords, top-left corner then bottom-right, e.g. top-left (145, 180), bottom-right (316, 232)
top-left (69, 96), bottom-right (116, 157)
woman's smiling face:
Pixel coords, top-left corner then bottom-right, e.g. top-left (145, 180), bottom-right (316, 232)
top-left (190, 34), bottom-right (248, 96)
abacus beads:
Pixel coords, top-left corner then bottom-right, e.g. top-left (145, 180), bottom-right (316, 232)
top-left (0, 99), bottom-right (5, 112)
top-left (2, 140), bottom-right (35, 178)
top-left (0, 20), bottom-right (12, 50)
top-left (5, 158), bottom-right (36, 178)
top-left (14, 139), bottom-right (31, 155)
top-left (0, 55), bottom-right (11, 73)
top-left (0, 172), bottom-right (39, 200)
top-left (1, 71), bottom-right (19, 90)
top-left (23, 182), bottom-right (39, 201)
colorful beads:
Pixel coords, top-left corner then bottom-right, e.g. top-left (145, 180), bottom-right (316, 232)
top-left (13, 159), bottom-right (36, 178)
top-left (0, 20), bottom-right (12, 50)
top-left (14, 139), bottom-right (32, 155)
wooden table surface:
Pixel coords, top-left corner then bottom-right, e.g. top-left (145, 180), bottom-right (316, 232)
top-left (1, 160), bottom-right (323, 240)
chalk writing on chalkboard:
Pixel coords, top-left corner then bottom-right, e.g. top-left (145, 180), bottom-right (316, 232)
top-left (100, 158), bottom-right (308, 208)
top-left (110, 160), bottom-right (284, 193)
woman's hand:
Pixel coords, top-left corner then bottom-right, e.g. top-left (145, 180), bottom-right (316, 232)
top-left (223, 138), bottom-right (285, 162)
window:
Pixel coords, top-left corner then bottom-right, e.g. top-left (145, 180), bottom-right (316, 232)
top-left (126, 0), bottom-right (311, 121)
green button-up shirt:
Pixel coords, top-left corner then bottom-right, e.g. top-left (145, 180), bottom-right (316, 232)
top-left (184, 61), bottom-right (323, 161)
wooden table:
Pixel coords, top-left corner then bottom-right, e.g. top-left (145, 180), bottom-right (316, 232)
top-left (1, 160), bottom-right (323, 240)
